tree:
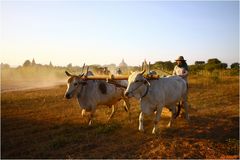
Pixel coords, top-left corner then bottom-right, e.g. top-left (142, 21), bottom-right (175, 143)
top-left (195, 61), bottom-right (205, 65)
top-left (205, 58), bottom-right (222, 72)
top-left (164, 61), bottom-right (174, 70)
top-left (205, 64), bottom-right (216, 72)
top-left (153, 61), bottom-right (174, 71)
top-left (231, 63), bottom-right (239, 69)
top-left (1, 63), bottom-right (10, 69)
top-left (207, 58), bottom-right (221, 64)
top-left (23, 60), bottom-right (31, 67)
top-left (220, 63), bottom-right (227, 69)
top-left (67, 63), bottom-right (72, 68)
top-left (189, 64), bottom-right (204, 74)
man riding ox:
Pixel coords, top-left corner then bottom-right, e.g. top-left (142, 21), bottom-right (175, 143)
top-left (65, 70), bottom-right (130, 125)
top-left (124, 70), bottom-right (189, 134)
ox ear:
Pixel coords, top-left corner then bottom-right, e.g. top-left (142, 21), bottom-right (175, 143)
top-left (140, 69), bottom-right (146, 75)
top-left (65, 71), bottom-right (72, 77)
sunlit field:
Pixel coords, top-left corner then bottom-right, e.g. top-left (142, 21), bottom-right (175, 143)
top-left (2, 0), bottom-right (238, 158)
top-left (1, 71), bottom-right (239, 158)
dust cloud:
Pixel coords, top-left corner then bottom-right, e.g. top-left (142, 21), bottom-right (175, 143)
top-left (1, 67), bottom-right (67, 92)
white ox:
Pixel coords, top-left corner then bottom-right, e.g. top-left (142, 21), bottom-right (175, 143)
top-left (65, 71), bottom-right (130, 125)
top-left (124, 70), bottom-right (189, 134)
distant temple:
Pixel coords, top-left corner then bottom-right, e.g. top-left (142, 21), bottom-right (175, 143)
top-left (118, 59), bottom-right (128, 74)
top-left (119, 59), bottom-right (128, 67)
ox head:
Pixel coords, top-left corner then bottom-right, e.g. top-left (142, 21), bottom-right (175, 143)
top-left (64, 71), bottom-right (85, 99)
top-left (65, 70), bottom-right (94, 99)
top-left (124, 70), bottom-right (150, 99)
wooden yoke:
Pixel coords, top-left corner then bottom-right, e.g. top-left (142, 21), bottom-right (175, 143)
top-left (80, 74), bottom-right (160, 81)
top-left (81, 75), bottom-right (127, 80)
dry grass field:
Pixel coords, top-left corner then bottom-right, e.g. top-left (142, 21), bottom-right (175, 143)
top-left (1, 74), bottom-right (239, 159)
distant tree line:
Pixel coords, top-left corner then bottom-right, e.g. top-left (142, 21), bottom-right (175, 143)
top-left (190, 58), bottom-right (239, 74)
top-left (150, 58), bottom-right (239, 75)
top-left (12, 59), bottom-right (82, 72)
top-left (1, 58), bottom-right (239, 75)
top-left (22, 59), bottom-right (54, 68)
top-left (1, 63), bottom-right (10, 69)
top-left (151, 61), bottom-right (175, 71)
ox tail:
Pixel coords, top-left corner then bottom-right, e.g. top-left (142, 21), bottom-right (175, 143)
top-left (174, 102), bottom-right (182, 119)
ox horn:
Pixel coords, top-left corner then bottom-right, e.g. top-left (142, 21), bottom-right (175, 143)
top-left (140, 69), bottom-right (146, 75)
top-left (148, 61), bottom-right (151, 73)
top-left (84, 66), bottom-right (89, 77)
top-left (86, 66), bottom-right (89, 74)
top-left (79, 63), bottom-right (85, 76)
top-left (141, 62), bottom-right (144, 71)
top-left (65, 71), bottom-right (72, 77)
top-left (81, 63), bottom-right (85, 73)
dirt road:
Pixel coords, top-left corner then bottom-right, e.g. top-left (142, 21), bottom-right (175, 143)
top-left (1, 80), bottom-right (65, 93)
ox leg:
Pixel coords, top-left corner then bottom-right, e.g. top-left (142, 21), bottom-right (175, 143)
top-left (81, 109), bottom-right (86, 117)
top-left (107, 105), bottom-right (115, 121)
top-left (123, 98), bottom-right (131, 122)
top-left (183, 90), bottom-right (190, 121)
top-left (88, 110), bottom-right (96, 126)
top-left (123, 100), bottom-right (129, 112)
top-left (152, 106), bottom-right (163, 134)
top-left (81, 109), bottom-right (89, 124)
top-left (183, 100), bottom-right (190, 121)
top-left (167, 105), bottom-right (176, 128)
top-left (139, 112), bottom-right (144, 132)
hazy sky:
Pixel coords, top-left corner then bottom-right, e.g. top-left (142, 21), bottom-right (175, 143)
top-left (1, 1), bottom-right (239, 67)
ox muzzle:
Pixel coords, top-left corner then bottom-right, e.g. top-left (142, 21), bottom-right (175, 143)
top-left (124, 91), bottom-right (132, 98)
top-left (124, 91), bottom-right (129, 97)
top-left (65, 93), bottom-right (72, 99)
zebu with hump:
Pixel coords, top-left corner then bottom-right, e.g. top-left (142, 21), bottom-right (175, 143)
top-left (64, 69), bottom-right (130, 125)
top-left (124, 70), bottom-right (189, 134)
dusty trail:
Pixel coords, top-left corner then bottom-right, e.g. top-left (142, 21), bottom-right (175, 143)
top-left (1, 80), bottom-right (65, 93)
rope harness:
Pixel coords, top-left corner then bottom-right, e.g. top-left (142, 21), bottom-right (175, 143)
top-left (129, 79), bottom-right (150, 99)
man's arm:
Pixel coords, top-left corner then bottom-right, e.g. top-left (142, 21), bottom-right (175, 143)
top-left (180, 68), bottom-right (188, 78)
top-left (172, 66), bottom-right (177, 75)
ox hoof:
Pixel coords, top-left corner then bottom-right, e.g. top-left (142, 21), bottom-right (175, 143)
top-left (167, 123), bottom-right (172, 128)
top-left (88, 120), bottom-right (93, 126)
top-left (152, 128), bottom-right (159, 134)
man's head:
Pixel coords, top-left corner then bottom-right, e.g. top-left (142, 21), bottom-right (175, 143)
top-left (175, 56), bottom-right (186, 66)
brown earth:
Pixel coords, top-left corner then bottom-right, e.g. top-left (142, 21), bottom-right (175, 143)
top-left (1, 76), bottom-right (239, 159)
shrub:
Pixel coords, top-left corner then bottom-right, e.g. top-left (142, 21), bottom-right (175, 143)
top-left (230, 63), bottom-right (239, 69)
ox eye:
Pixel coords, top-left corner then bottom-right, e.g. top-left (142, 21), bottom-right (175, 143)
top-left (74, 82), bottom-right (78, 86)
top-left (135, 80), bottom-right (140, 83)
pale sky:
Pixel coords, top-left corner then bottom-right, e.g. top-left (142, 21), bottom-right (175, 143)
top-left (1, 0), bottom-right (239, 67)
